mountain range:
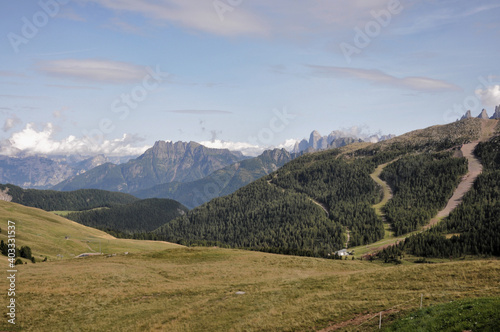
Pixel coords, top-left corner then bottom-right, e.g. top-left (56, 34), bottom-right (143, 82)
top-left (292, 130), bottom-right (395, 153)
top-left (461, 107), bottom-right (500, 120)
top-left (52, 141), bottom-right (247, 193)
top-left (133, 148), bottom-right (295, 208)
top-left (0, 154), bottom-right (111, 189)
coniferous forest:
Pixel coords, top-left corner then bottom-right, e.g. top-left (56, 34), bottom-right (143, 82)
top-left (380, 153), bottom-right (468, 235)
top-left (65, 198), bottom-right (188, 234)
top-left (0, 184), bottom-right (138, 211)
top-left (379, 135), bottom-right (500, 260)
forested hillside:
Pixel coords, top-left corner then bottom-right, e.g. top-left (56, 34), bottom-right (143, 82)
top-left (380, 153), bottom-right (468, 235)
top-left (151, 119), bottom-right (485, 257)
top-left (0, 184), bottom-right (138, 211)
top-left (379, 132), bottom-right (500, 260)
top-left (269, 150), bottom-right (390, 246)
top-left (155, 179), bottom-right (343, 256)
top-left (66, 198), bottom-right (188, 235)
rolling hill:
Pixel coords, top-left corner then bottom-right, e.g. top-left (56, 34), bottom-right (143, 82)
top-left (0, 200), bottom-right (181, 261)
top-left (0, 183), bottom-right (138, 211)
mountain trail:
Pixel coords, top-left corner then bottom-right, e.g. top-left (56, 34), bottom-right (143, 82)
top-left (424, 119), bottom-right (498, 230)
top-left (369, 159), bottom-right (399, 235)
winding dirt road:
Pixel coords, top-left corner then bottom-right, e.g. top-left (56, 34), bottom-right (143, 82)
top-left (424, 119), bottom-right (498, 229)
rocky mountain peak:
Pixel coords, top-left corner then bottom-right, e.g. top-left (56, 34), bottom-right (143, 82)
top-left (477, 109), bottom-right (489, 119)
top-left (460, 110), bottom-right (472, 120)
top-left (491, 105), bottom-right (500, 119)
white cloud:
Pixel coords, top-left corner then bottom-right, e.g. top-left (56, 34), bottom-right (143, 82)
top-left (85, 0), bottom-right (268, 36)
top-left (36, 59), bottom-right (148, 84)
top-left (1, 123), bottom-right (149, 156)
top-left (394, 3), bottom-right (500, 35)
top-left (2, 115), bottom-right (22, 132)
top-left (475, 85), bottom-right (500, 107)
top-left (84, 0), bottom-right (396, 38)
top-left (199, 139), bottom-right (263, 156)
top-left (307, 65), bottom-right (460, 92)
top-left (277, 139), bottom-right (299, 151)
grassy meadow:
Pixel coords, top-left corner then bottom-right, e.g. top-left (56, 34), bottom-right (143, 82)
top-left (0, 200), bottom-right (499, 331)
top-left (0, 247), bottom-right (499, 331)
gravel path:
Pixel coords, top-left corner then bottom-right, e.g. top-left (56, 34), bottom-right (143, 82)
top-left (424, 120), bottom-right (498, 230)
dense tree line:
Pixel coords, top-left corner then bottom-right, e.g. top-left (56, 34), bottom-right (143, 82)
top-left (0, 241), bottom-right (35, 263)
top-left (155, 179), bottom-right (345, 257)
top-left (269, 150), bottom-right (399, 246)
top-left (0, 184), bottom-right (138, 211)
top-left (380, 153), bottom-right (467, 235)
top-left (379, 135), bottom-right (500, 259)
top-left (66, 198), bottom-right (188, 234)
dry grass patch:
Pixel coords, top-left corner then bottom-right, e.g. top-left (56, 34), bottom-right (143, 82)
top-left (1, 246), bottom-right (498, 331)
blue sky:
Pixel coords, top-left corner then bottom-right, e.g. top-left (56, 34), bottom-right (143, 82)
top-left (1, 0), bottom-right (499, 156)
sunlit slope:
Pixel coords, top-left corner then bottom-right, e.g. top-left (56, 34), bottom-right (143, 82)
top-left (0, 200), bottom-right (181, 261)
top-left (3, 247), bottom-right (499, 331)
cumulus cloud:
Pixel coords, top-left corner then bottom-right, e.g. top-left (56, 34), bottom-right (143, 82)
top-left (2, 115), bottom-right (22, 132)
top-left (199, 139), bottom-right (263, 156)
top-left (0, 123), bottom-right (149, 156)
top-left (307, 65), bottom-right (460, 92)
top-left (36, 59), bottom-right (148, 84)
top-left (475, 85), bottom-right (500, 107)
top-left (277, 138), bottom-right (299, 151)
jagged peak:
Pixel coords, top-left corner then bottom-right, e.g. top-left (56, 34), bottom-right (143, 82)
top-left (477, 109), bottom-right (489, 119)
top-left (490, 105), bottom-right (500, 119)
top-left (460, 110), bottom-right (473, 120)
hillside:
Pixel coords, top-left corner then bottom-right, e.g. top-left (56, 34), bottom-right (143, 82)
top-left (53, 141), bottom-right (246, 193)
top-left (65, 198), bottom-right (189, 235)
top-left (0, 200), bottom-right (181, 261)
top-left (133, 148), bottom-right (295, 208)
top-left (380, 126), bottom-right (500, 260)
top-left (0, 183), bottom-right (138, 211)
top-left (153, 119), bottom-right (488, 257)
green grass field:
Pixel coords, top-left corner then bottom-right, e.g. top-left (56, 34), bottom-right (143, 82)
top-left (0, 201), bottom-right (499, 331)
top-left (385, 297), bottom-right (500, 331)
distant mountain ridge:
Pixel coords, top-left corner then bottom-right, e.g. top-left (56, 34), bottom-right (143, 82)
top-left (0, 154), bottom-right (112, 189)
top-left (133, 148), bottom-right (295, 208)
top-left (53, 141), bottom-right (247, 193)
top-left (292, 130), bottom-right (394, 153)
